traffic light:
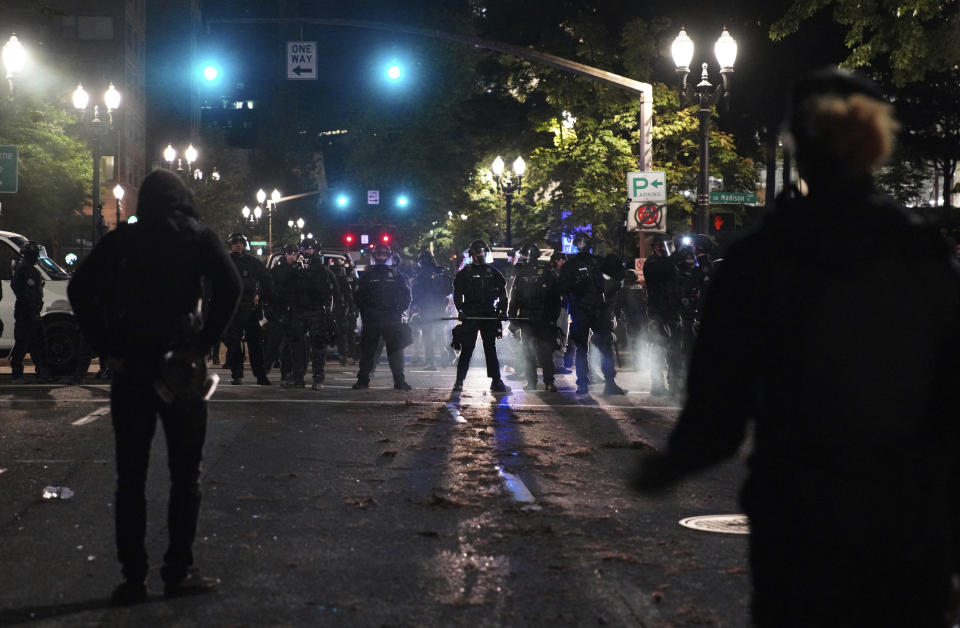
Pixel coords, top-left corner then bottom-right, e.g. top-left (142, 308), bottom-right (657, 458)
top-left (711, 212), bottom-right (736, 233)
top-left (380, 233), bottom-right (392, 244)
top-left (343, 233), bottom-right (355, 246)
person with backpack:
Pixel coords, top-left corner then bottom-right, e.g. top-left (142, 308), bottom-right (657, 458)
top-left (68, 169), bottom-right (241, 605)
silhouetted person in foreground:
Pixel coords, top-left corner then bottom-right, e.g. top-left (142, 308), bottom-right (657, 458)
top-left (634, 69), bottom-right (960, 627)
top-left (69, 169), bottom-right (241, 605)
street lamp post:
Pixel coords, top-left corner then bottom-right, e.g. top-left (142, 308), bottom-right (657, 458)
top-left (112, 183), bottom-right (124, 228)
top-left (2, 34), bottom-right (26, 100)
top-left (491, 155), bottom-right (526, 248)
top-left (162, 143), bottom-right (199, 175)
top-left (671, 27), bottom-right (737, 235)
top-left (73, 82), bottom-right (121, 245)
top-left (268, 188), bottom-right (281, 253)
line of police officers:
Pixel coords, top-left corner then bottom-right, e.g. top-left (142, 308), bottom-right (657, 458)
top-left (217, 230), bottom-right (649, 395)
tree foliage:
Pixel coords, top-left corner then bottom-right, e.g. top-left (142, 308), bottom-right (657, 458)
top-left (771, 0), bottom-right (960, 86)
top-left (0, 102), bottom-right (90, 245)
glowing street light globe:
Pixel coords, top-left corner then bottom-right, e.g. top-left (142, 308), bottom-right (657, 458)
top-left (203, 65), bottom-right (219, 81)
top-left (386, 64), bottom-right (402, 80)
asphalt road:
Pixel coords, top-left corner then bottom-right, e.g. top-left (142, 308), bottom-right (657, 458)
top-left (0, 355), bottom-right (751, 627)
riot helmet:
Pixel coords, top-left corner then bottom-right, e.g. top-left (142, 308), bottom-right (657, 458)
top-left (227, 232), bottom-right (248, 252)
top-left (467, 239), bottom-right (489, 265)
top-left (282, 242), bottom-right (298, 255)
top-left (20, 241), bottom-right (41, 264)
top-left (417, 250), bottom-right (435, 268)
top-left (372, 242), bottom-right (393, 265)
top-left (299, 237), bottom-right (319, 255)
top-left (519, 243), bottom-right (541, 264)
top-left (571, 233), bottom-right (593, 254)
top-left (650, 234), bottom-right (675, 258)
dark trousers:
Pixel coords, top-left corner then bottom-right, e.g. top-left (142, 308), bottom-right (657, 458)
top-left (334, 308), bottom-right (353, 359)
top-left (111, 367), bottom-right (207, 584)
top-left (519, 322), bottom-right (555, 385)
top-left (569, 307), bottom-right (616, 386)
top-left (10, 312), bottom-right (44, 377)
top-left (455, 319), bottom-right (501, 382)
top-left (356, 321), bottom-right (405, 385)
top-left (296, 310), bottom-right (327, 383)
top-left (224, 308), bottom-right (266, 380)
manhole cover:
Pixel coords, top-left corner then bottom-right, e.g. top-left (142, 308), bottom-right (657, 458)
top-left (679, 514), bottom-right (750, 534)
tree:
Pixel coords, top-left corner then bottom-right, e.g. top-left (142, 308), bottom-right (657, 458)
top-left (888, 68), bottom-right (960, 209)
top-left (0, 103), bottom-right (90, 247)
top-left (771, 0), bottom-right (960, 86)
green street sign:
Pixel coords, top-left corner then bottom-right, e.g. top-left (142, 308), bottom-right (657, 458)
top-left (249, 240), bottom-right (268, 246)
top-left (0, 145), bottom-right (18, 193)
top-left (710, 190), bottom-right (756, 205)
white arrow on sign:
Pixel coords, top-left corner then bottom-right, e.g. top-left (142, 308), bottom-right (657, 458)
top-left (626, 171), bottom-right (666, 203)
top-left (287, 41), bottom-right (318, 80)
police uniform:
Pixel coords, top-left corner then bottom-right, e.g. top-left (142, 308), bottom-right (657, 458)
top-left (263, 247), bottom-right (304, 386)
top-left (329, 258), bottom-right (355, 366)
top-left (10, 246), bottom-right (46, 380)
top-left (452, 243), bottom-right (509, 391)
top-left (508, 252), bottom-right (561, 390)
top-left (224, 239), bottom-right (272, 385)
top-left (557, 237), bottom-right (626, 394)
top-left (354, 251), bottom-right (411, 389)
top-left (291, 248), bottom-right (337, 389)
top-left (643, 248), bottom-right (685, 394)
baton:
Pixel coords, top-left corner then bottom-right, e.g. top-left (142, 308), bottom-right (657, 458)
top-left (432, 316), bottom-right (530, 322)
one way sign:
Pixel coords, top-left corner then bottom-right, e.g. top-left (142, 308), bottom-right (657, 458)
top-left (287, 41), bottom-right (317, 80)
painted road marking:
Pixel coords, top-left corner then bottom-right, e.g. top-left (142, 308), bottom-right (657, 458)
top-left (72, 406), bottom-right (111, 425)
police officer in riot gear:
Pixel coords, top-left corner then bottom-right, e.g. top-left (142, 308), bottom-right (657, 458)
top-left (328, 256), bottom-right (355, 366)
top-left (10, 242), bottom-right (48, 381)
top-left (452, 240), bottom-right (510, 393)
top-left (352, 243), bottom-right (412, 390)
top-left (557, 233), bottom-right (627, 395)
top-left (342, 258), bottom-right (360, 363)
top-left (411, 250), bottom-right (453, 371)
top-left (292, 237), bottom-right (338, 390)
top-left (643, 235), bottom-right (684, 395)
top-left (264, 243), bottom-right (304, 387)
top-left (508, 243), bottom-right (561, 392)
top-left (223, 233), bottom-right (271, 385)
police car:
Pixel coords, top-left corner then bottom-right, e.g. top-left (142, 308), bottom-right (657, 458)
top-left (0, 230), bottom-right (84, 376)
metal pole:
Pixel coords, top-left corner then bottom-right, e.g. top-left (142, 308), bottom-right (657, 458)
top-left (92, 138), bottom-right (101, 244)
top-left (696, 103), bottom-right (711, 235)
top-left (268, 205), bottom-right (273, 253)
top-left (115, 198), bottom-right (121, 228)
top-left (505, 190), bottom-right (513, 248)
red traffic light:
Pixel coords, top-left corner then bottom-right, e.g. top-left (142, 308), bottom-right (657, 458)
top-left (381, 233), bottom-right (391, 244)
top-left (344, 233), bottom-right (355, 244)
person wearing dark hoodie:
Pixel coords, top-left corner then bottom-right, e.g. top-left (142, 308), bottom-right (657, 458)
top-left (633, 69), bottom-right (960, 627)
top-left (68, 169), bottom-right (241, 605)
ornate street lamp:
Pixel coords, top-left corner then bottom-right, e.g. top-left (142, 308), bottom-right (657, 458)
top-left (672, 27), bottom-right (737, 234)
top-left (491, 155), bottom-right (526, 247)
top-left (74, 82), bottom-right (122, 244)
